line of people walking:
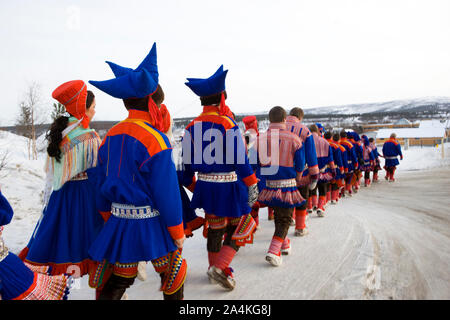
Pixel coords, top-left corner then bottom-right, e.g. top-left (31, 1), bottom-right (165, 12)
top-left (0, 43), bottom-right (403, 300)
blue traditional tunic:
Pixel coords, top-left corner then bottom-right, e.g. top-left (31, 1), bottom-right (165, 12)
top-left (285, 116), bottom-right (319, 187)
top-left (339, 138), bottom-right (358, 173)
top-left (327, 139), bottom-right (345, 180)
top-left (181, 105), bottom-right (258, 218)
top-left (382, 138), bottom-right (403, 167)
top-left (311, 132), bottom-right (335, 182)
top-left (88, 110), bottom-right (185, 264)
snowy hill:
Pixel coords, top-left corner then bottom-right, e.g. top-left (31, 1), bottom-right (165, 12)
top-left (236, 96), bottom-right (450, 117)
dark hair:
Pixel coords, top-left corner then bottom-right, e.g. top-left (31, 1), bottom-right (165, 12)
top-left (333, 133), bottom-right (340, 142)
top-left (200, 91), bottom-right (227, 106)
top-left (289, 107), bottom-right (304, 119)
top-left (123, 96), bottom-right (149, 111)
top-left (86, 90), bottom-right (95, 110)
top-left (340, 130), bottom-right (347, 138)
top-left (47, 90), bottom-right (95, 162)
top-left (268, 106), bottom-right (286, 123)
top-left (151, 85), bottom-right (165, 106)
top-left (122, 85), bottom-right (164, 111)
top-left (309, 124), bottom-right (319, 133)
top-left (369, 137), bottom-right (374, 143)
top-left (324, 131), bottom-right (332, 139)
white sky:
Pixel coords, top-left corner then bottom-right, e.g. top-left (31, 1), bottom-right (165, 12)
top-left (1, 0), bottom-right (449, 125)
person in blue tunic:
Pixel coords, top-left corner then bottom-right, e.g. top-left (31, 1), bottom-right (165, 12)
top-left (382, 133), bottom-right (403, 182)
top-left (181, 65), bottom-right (259, 291)
top-left (325, 132), bottom-right (345, 204)
top-left (369, 137), bottom-right (382, 182)
top-left (19, 80), bottom-right (104, 280)
top-left (1, 190), bottom-right (72, 300)
top-left (87, 43), bottom-right (187, 300)
top-left (339, 130), bottom-right (359, 196)
top-left (361, 135), bottom-right (376, 187)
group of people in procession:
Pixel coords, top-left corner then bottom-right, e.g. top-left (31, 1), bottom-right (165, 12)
top-left (0, 43), bottom-right (404, 300)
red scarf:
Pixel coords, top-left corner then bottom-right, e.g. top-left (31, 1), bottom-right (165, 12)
top-left (219, 92), bottom-right (234, 118)
top-left (147, 96), bottom-right (163, 132)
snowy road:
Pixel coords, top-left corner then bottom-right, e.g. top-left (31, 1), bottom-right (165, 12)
top-left (66, 167), bottom-right (450, 300)
top-left (2, 130), bottom-right (449, 299)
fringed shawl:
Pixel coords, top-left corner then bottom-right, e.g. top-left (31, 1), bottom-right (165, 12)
top-left (43, 118), bottom-right (101, 206)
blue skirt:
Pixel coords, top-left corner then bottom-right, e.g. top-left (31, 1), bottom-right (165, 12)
top-left (23, 178), bottom-right (104, 275)
top-left (191, 180), bottom-right (250, 218)
top-left (0, 253), bottom-right (34, 300)
top-left (0, 252), bottom-right (71, 300)
top-left (385, 158), bottom-right (399, 167)
top-left (88, 214), bottom-right (177, 264)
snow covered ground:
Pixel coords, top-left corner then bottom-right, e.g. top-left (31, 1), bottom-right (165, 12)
top-left (0, 131), bottom-right (449, 299)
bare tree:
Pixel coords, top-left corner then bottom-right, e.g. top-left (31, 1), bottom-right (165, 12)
top-left (15, 82), bottom-right (46, 160)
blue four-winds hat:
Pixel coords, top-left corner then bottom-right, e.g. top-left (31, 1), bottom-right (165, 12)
top-left (89, 43), bottom-right (159, 99)
top-left (185, 65), bottom-right (228, 97)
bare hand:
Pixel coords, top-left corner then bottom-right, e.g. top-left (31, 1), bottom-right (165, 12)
top-left (174, 235), bottom-right (186, 249)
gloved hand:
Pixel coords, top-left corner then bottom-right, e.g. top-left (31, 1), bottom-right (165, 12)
top-left (248, 183), bottom-right (259, 207)
top-left (309, 174), bottom-right (318, 190)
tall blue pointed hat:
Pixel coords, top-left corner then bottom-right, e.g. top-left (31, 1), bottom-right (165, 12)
top-left (89, 43), bottom-right (159, 99)
top-left (185, 65), bottom-right (228, 97)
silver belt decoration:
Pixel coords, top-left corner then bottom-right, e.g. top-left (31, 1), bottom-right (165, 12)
top-left (385, 156), bottom-right (398, 160)
top-left (71, 172), bottom-right (88, 181)
top-left (111, 203), bottom-right (160, 220)
top-left (265, 178), bottom-right (297, 188)
top-left (197, 171), bottom-right (238, 183)
top-left (319, 165), bottom-right (329, 173)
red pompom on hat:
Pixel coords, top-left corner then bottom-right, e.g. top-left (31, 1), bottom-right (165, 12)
top-left (52, 80), bottom-right (90, 128)
top-left (242, 115), bottom-right (259, 135)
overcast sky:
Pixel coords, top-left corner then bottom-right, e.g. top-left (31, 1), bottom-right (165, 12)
top-left (1, 0), bottom-right (449, 125)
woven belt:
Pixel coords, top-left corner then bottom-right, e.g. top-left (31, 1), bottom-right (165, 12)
top-left (197, 172), bottom-right (238, 183)
top-left (111, 203), bottom-right (160, 219)
top-left (385, 156), bottom-right (397, 160)
top-left (71, 172), bottom-right (88, 181)
top-left (265, 178), bottom-right (297, 188)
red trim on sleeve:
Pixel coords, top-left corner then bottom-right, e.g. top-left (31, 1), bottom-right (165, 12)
top-left (242, 173), bottom-right (258, 186)
top-left (168, 224), bottom-right (185, 241)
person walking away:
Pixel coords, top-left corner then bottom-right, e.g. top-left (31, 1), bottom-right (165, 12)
top-left (181, 65), bottom-right (259, 290)
top-left (257, 106), bottom-right (306, 266)
top-left (285, 108), bottom-right (319, 237)
top-left (19, 80), bottom-right (103, 282)
top-left (88, 43), bottom-right (187, 300)
top-left (382, 133), bottom-right (403, 182)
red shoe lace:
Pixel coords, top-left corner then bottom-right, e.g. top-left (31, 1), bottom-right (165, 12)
top-left (223, 267), bottom-right (234, 278)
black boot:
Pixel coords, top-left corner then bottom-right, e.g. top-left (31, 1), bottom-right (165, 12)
top-left (98, 274), bottom-right (136, 300)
